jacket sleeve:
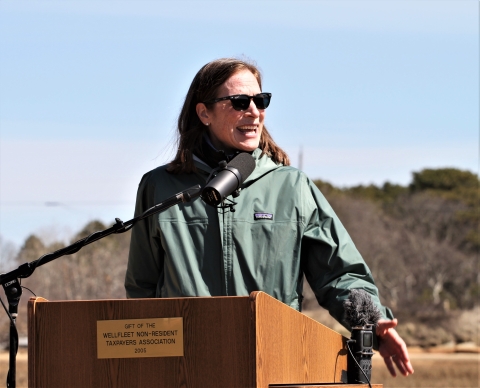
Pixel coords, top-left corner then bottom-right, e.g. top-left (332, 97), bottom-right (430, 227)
top-left (124, 172), bottom-right (165, 298)
top-left (300, 177), bottom-right (394, 329)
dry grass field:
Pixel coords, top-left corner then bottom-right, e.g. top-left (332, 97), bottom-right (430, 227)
top-left (0, 348), bottom-right (478, 388)
top-left (371, 352), bottom-right (479, 388)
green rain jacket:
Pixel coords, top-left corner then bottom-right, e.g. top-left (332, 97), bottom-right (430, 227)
top-left (125, 149), bottom-right (393, 327)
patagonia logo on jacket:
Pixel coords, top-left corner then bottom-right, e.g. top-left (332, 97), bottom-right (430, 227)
top-left (254, 212), bottom-right (273, 221)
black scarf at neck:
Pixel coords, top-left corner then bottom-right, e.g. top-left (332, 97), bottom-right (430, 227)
top-left (194, 135), bottom-right (242, 169)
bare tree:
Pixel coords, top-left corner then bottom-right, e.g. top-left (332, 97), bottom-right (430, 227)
top-left (0, 235), bottom-right (18, 273)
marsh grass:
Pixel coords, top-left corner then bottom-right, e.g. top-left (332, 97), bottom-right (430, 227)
top-left (371, 353), bottom-right (479, 388)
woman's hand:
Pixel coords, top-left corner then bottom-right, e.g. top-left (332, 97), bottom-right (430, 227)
top-left (376, 319), bottom-right (414, 377)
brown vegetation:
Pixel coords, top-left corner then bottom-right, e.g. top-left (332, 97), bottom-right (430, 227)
top-left (305, 168), bottom-right (479, 348)
top-left (0, 221), bottom-right (131, 342)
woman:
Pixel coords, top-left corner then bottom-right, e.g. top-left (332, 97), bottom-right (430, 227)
top-left (125, 58), bottom-right (413, 377)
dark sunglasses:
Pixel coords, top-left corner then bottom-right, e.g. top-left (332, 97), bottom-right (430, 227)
top-left (204, 93), bottom-right (272, 111)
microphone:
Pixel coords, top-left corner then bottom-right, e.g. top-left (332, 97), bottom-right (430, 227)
top-left (343, 289), bottom-right (382, 385)
top-left (201, 153), bottom-right (255, 207)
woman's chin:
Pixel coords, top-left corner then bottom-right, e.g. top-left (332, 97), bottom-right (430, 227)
top-left (236, 144), bottom-right (258, 152)
top-left (234, 138), bottom-right (260, 152)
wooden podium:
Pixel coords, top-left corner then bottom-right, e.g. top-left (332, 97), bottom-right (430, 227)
top-left (28, 292), bottom-right (381, 387)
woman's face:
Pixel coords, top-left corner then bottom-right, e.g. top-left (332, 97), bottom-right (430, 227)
top-left (196, 70), bottom-right (265, 153)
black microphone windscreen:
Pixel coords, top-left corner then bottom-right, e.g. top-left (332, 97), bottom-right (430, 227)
top-left (227, 153), bottom-right (256, 183)
top-left (201, 153), bottom-right (255, 207)
top-left (343, 289), bottom-right (382, 328)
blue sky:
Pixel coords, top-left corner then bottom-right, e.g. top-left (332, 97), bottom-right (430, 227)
top-left (0, 0), bottom-right (478, 247)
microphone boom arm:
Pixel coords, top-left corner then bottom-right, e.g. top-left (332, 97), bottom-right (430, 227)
top-left (0, 184), bottom-right (202, 286)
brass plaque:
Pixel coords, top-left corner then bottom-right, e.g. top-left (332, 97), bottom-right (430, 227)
top-left (97, 317), bottom-right (183, 359)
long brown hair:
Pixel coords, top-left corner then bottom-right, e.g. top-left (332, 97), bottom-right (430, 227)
top-left (168, 58), bottom-right (290, 174)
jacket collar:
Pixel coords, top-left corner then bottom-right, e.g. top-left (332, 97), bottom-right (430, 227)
top-left (243, 149), bottom-right (283, 185)
top-left (193, 148), bottom-right (283, 186)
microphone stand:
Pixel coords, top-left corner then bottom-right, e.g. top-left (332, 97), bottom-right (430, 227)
top-left (0, 185), bottom-right (201, 388)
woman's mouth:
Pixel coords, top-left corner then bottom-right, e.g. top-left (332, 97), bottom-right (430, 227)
top-left (236, 125), bottom-right (257, 133)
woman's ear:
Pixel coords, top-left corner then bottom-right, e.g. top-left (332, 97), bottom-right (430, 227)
top-left (196, 103), bottom-right (210, 126)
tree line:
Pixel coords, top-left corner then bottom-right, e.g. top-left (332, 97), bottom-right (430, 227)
top-left (309, 167), bottom-right (478, 320)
